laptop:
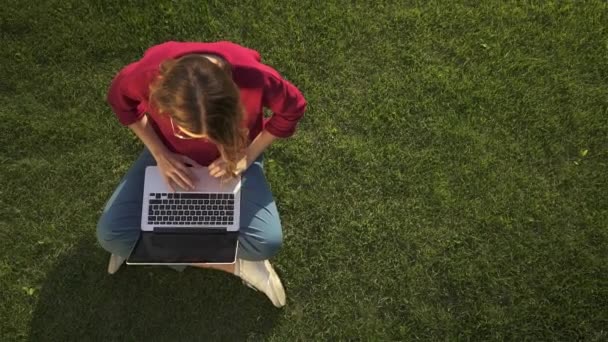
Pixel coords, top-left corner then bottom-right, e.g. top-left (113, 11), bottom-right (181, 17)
top-left (126, 166), bottom-right (241, 265)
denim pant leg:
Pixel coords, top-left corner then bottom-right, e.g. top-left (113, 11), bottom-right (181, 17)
top-left (96, 149), bottom-right (155, 258)
top-left (237, 157), bottom-right (283, 261)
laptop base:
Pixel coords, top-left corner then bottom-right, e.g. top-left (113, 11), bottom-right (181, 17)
top-left (126, 231), bottom-right (239, 265)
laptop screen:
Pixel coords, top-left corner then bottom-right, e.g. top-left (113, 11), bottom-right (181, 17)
top-left (127, 231), bottom-right (239, 264)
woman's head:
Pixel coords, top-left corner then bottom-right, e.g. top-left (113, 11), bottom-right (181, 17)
top-left (150, 54), bottom-right (248, 175)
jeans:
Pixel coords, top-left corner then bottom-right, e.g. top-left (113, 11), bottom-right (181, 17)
top-left (96, 148), bottom-right (283, 261)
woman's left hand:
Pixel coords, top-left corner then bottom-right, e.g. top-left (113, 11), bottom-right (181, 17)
top-left (208, 156), bottom-right (248, 178)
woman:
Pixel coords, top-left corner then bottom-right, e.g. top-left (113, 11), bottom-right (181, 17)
top-left (97, 41), bottom-right (307, 308)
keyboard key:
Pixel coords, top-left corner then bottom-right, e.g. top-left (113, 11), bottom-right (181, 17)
top-left (156, 194), bottom-right (161, 199)
top-left (177, 205), bottom-right (183, 210)
top-left (178, 210), bottom-right (184, 215)
top-left (163, 216), bottom-right (168, 221)
top-left (227, 210), bottom-right (234, 216)
top-left (188, 205), bottom-right (194, 210)
top-left (150, 216), bottom-right (156, 221)
top-left (180, 200), bottom-right (186, 204)
top-left (204, 199), bottom-right (210, 205)
top-left (150, 193), bottom-right (155, 197)
top-left (196, 210), bottom-right (201, 215)
top-left (149, 199), bottom-right (162, 204)
top-left (174, 193), bottom-right (180, 199)
top-left (171, 205), bottom-right (177, 210)
top-left (186, 200), bottom-right (191, 204)
top-left (172, 210), bottom-right (177, 215)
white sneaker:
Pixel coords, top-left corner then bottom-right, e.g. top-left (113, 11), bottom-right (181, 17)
top-left (107, 253), bottom-right (126, 274)
top-left (236, 259), bottom-right (286, 307)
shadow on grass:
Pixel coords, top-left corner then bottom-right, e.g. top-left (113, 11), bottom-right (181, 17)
top-left (29, 239), bottom-right (280, 341)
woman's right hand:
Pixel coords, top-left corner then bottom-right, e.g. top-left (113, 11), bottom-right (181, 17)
top-left (154, 150), bottom-right (203, 192)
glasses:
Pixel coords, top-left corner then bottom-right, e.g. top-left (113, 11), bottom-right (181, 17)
top-left (170, 117), bottom-right (208, 140)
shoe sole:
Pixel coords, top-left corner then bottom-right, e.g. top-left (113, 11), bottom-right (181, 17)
top-left (264, 261), bottom-right (286, 307)
top-left (107, 255), bottom-right (125, 274)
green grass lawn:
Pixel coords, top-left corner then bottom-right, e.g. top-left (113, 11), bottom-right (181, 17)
top-left (1, 0), bottom-right (607, 340)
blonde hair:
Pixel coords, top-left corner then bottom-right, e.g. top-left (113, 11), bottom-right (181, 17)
top-left (149, 54), bottom-right (248, 176)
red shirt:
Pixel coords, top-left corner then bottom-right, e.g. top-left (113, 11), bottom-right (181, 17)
top-left (107, 41), bottom-right (307, 166)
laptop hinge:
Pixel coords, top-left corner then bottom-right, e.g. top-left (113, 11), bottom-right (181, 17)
top-left (153, 227), bottom-right (228, 234)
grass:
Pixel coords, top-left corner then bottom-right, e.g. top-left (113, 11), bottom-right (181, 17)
top-left (1, 0), bottom-right (607, 340)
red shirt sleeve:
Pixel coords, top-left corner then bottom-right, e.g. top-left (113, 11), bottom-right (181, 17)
top-left (106, 63), bottom-right (149, 126)
top-left (261, 69), bottom-right (307, 138)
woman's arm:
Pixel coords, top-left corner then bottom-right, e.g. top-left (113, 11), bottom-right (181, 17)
top-left (129, 115), bottom-right (201, 190)
top-left (128, 114), bottom-right (169, 159)
top-left (242, 129), bottom-right (278, 168)
top-left (238, 129), bottom-right (277, 172)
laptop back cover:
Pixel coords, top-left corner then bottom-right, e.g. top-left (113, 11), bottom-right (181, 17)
top-left (126, 231), bottom-right (239, 265)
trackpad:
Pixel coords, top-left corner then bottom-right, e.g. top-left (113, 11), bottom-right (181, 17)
top-left (127, 231), bottom-right (238, 264)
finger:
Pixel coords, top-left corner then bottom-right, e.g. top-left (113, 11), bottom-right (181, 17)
top-left (209, 166), bottom-right (221, 177)
top-left (208, 164), bottom-right (221, 176)
top-left (163, 176), bottom-right (175, 193)
top-left (172, 162), bottom-right (197, 185)
top-left (170, 171), bottom-right (193, 190)
top-left (211, 169), bottom-right (226, 178)
top-left (209, 159), bottom-right (222, 170)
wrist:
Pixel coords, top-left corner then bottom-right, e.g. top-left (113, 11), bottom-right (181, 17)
top-left (149, 144), bottom-right (169, 161)
top-left (236, 156), bottom-right (248, 174)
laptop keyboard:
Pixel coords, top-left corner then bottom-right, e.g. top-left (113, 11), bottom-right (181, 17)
top-left (147, 193), bottom-right (235, 226)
